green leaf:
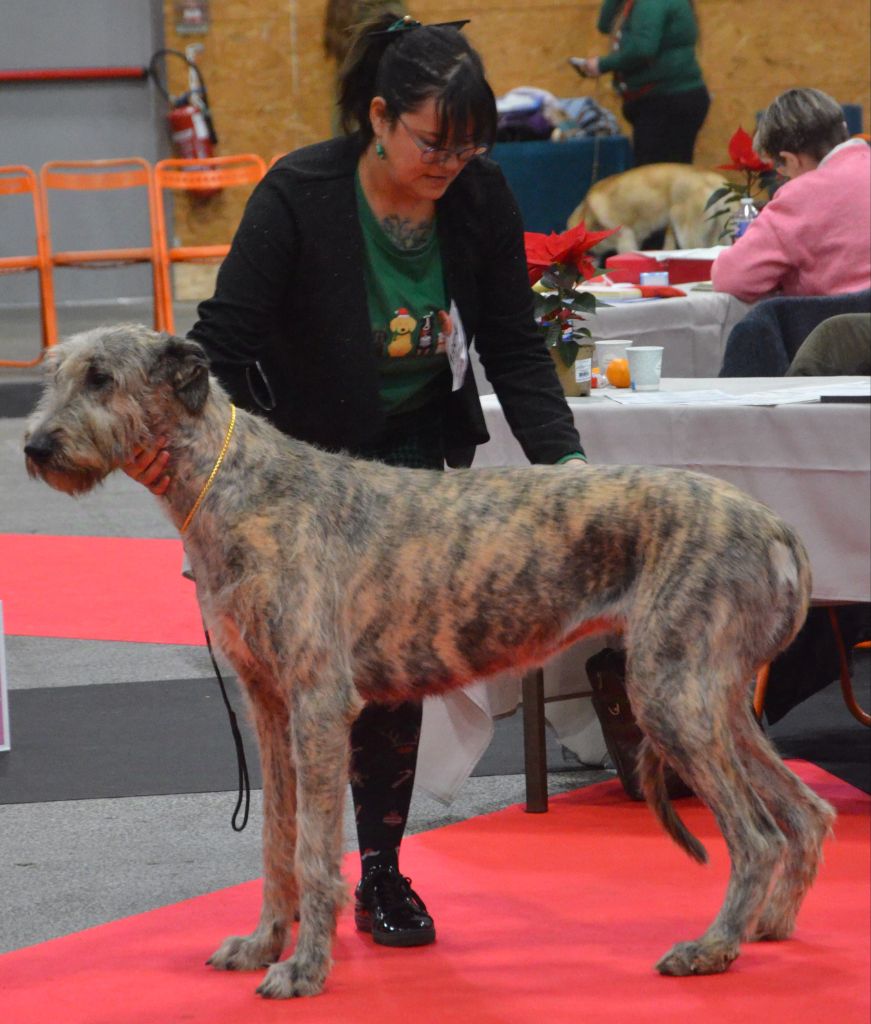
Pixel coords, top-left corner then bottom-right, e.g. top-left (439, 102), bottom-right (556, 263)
top-left (534, 293), bottom-right (561, 319)
top-left (554, 265), bottom-right (578, 291)
top-left (556, 338), bottom-right (579, 367)
top-left (703, 185), bottom-right (733, 211)
top-left (572, 291), bottom-right (598, 314)
top-left (543, 321), bottom-right (563, 349)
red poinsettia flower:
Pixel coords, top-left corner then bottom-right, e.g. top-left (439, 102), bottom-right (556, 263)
top-left (717, 126), bottom-right (774, 174)
top-left (524, 222), bottom-right (618, 284)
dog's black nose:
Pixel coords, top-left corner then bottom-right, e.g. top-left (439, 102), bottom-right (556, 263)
top-left (24, 437), bottom-right (55, 464)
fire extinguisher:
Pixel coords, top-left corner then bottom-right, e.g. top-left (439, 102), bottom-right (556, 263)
top-left (148, 46), bottom-right (220, 196)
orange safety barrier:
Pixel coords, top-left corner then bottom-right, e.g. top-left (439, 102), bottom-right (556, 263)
top-left (153, 154), bottom-right (266, 333)
top-left (40, 157), bottom-right (164, 332)
top-left (0, 164), bottom-right (58, 366)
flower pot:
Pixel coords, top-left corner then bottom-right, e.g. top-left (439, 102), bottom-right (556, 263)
top-left (550, 341), bottom-right (595, 397)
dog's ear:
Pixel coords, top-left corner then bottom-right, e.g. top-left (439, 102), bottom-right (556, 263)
top-left (158, 335), bottom-right (210, 414)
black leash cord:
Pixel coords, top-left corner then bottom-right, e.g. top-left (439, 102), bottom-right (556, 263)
top-left (204, 625), bottom-right (251, 832)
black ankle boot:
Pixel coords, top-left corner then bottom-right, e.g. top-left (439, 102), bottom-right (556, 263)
top-left (586, 648), bottom-right (693, 801)
top-left (354, 865), bottom-right (436, 947)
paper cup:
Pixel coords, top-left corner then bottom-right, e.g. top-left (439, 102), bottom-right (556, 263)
top-left (595, 339), bottom-right (631, 386)
top-left (639, 271), bottom-right (669, 286)
top-left (626, 346), bottom-right (664, 391)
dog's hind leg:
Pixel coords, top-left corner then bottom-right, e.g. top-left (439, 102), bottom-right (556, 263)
top-left (209, 676), bottom-right (297, 971)
top-left (733, 707), bottom-right (835, 941)
top-left (257, 668), bottom-right (361, 999)
top-left (631, 659), bottom-right (788, 976)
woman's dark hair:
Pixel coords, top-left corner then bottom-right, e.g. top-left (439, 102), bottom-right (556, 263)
top-left (338, 11), bottom-right (497, 150)
top-left (755, 88), bottom-right (849, 162)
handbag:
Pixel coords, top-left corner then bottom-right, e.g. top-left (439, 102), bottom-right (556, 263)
top-left (586, 648), bottom-right (693, 801)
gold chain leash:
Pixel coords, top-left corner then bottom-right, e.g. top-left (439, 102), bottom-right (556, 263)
top-left (180, 403), bottom-right (237, 534)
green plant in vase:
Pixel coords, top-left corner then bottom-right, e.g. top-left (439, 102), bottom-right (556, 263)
top-left (705, 126), bottom-right (775, 240)
top-left (524, 223), bottom-right (617, 392)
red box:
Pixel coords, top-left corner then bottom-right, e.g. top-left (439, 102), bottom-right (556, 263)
top-left (605, 251), bottom-right (714, 285)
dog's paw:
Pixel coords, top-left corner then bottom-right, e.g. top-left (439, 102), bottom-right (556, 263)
top-left (207, 932), bottom-right (283, 971)
top-left (256, 957), bottom-right (327, 999)
top-left (655, 939), bottom-right (739, 976)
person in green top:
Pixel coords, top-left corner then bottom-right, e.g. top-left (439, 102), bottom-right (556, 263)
top-left (574, 0), bottom-right (710, 166)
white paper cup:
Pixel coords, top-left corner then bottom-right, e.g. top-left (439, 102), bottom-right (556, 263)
top-left (626, 346), bottom-right (664, 391)
top-left (595, 339), bottom-right (631, 385)
top-left (639, 270), bottom-right (669, 286)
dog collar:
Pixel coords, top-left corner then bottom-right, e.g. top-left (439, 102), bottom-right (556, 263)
top-left (180, 404), bottom-right (236, 534)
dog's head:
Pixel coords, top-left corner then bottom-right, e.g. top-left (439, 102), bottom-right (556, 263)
top-left (24, 325), bottom-right (212, 495)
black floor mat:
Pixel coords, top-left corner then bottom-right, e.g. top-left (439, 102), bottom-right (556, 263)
top-left (0, 677), bottom-right (261, 804)
top-left (1, 664), bottom-right (868, 804)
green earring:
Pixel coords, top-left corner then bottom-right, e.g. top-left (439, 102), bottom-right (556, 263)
top-left (375, 139), bottom-right (386, 160)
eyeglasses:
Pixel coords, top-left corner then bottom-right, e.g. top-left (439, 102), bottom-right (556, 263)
top-left (397, 115), bottom-right (489, 165)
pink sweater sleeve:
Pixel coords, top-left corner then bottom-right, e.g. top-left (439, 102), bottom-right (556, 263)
top-left (711, 210), bottom-right (792, 303)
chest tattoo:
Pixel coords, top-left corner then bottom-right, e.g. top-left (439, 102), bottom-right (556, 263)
top-left (380, 214), bottom-right (433, 251)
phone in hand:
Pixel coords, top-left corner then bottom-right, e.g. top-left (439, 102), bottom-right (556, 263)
top-left (568, 57), bottom-right (589, 76)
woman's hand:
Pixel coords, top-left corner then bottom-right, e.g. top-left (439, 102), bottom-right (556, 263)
top-left (124, 438), bottom-right (171, 496)
top-left (582, 56), bottom-right (601, 77)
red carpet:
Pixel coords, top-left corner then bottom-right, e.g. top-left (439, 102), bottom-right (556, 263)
top-left (1, 763), bottom-right (867, 1024)
top-left (0, 534), bottom-right (203, 645)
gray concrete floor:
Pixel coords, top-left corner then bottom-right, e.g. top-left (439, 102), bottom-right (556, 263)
top-left (0, 300), bottom-right (602, 954)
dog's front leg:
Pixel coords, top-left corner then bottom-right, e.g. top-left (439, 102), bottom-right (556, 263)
top-left (209, 680), bottom-right (297, 971)
top-left (257, 672), bottom-right (359, 999)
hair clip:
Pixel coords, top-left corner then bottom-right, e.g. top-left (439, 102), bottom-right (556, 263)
top-left (369, 16), bottom-right (471, 37)
top-left (388, 15), bottom-right (421, 32)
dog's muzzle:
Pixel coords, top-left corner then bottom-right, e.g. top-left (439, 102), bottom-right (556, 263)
top-left (24, 435), bottom-right (57, 466)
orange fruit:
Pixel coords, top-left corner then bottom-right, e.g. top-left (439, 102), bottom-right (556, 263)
top-left (605, 357), bottom-right (631, 388)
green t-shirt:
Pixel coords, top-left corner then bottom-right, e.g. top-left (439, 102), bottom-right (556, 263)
top-left (355, 173), bottom-right (452, 416)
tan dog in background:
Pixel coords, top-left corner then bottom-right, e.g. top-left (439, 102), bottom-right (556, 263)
top-left (569, 163), bottom-right (730, 253)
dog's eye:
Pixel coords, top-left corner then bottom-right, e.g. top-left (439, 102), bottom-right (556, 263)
top-left (85, 365), bottom-right (112, 390)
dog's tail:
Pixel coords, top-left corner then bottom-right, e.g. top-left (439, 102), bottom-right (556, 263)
top-left (638, 739), bottom-right (708, 864)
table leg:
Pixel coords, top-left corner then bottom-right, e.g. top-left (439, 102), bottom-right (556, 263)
top-left (522, 667), bottom-right (548, 813)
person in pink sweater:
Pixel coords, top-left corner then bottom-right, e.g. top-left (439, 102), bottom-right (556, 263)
top-left (712, 88), bottom-right (871, 303)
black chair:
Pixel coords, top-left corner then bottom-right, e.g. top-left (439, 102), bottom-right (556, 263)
top-left (718, 290), bottom-right (871, 377)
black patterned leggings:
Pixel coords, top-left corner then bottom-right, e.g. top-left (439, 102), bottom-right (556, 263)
top-left (350, 699), bottom-right (423, 871)
top-left (350, 409), bottom-right (445, 873)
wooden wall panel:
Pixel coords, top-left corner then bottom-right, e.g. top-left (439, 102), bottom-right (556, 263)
top-left (163, 0), bottom-right (870, 296)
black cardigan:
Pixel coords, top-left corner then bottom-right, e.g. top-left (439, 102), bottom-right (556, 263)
top-left (189, 134), bottom-right (582, 467)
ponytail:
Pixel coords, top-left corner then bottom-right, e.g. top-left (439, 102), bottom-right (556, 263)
top-left (337, 11), bottom-right (496, 150)
top-left (338, 9), bottom-right (403, 138)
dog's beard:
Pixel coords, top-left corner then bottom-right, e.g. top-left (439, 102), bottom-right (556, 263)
top-left (25, 457), bottom-right (107, 495)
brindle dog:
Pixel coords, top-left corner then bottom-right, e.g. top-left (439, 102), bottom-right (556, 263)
top-left (24, 325), bottom-right (835, 998)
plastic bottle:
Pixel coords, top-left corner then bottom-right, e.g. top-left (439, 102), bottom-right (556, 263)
top-left (733, 196), bottom-right (759, 241)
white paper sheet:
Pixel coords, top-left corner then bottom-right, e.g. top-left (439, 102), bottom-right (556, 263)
top-left (640, 246), bottom-right (730, 262)
top-left (604, 379), bottom-right (871, 406)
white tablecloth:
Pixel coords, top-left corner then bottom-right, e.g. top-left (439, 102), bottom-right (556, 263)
top-left (588, 285), bottom-right (752, 377)
top-left (417, 377), bottom-right (871, 802)
top-left (470, 284), bottom-right (751, 390)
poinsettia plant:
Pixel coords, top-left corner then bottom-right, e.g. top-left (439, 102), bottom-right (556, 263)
top-left (705, 126), bottom-right (775, 237)
top-left (524, 222), bottom-right (617, 366)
